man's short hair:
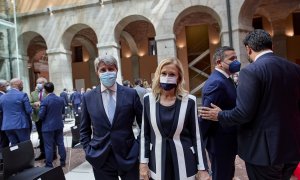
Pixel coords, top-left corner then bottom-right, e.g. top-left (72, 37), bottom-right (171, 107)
top-left (44, 82), bottom-right (54, 93)
top-left (94, 55), bottom-right (118, 73)
top-left (213, 46), bottom-right (235, 64)
top-left (243, 29), bottom-right (272, 52)
top-left (134, 79), bottom-right (142, 86)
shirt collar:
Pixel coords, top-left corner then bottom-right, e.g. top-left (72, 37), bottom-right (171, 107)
top-left (215, 67), bottom-right (230, 78)
top-left (101, 83), bottom-right (117, 93)
top-left (254, 50), bottom-right (273, 62)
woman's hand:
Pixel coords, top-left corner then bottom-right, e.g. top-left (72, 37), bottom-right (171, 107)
top-left (139, 163), bottom-right (150, 180)
top-left (196, 170), bottom-right (210, 180)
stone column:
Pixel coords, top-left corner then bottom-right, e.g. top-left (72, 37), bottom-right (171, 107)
top-left (89, 57), bottom-right (98, 86)
top-left (97, 42), bottom-right (123, 83)
top-left (272, 19), bottom-right (288, 58)
top-left (231, 27), bottom-right (252, 68)
top-left (0, 58), bottom-right (11, 81)
top-left (46, 48), bottom-right (73, 95)
top-left (131, 55), bottom-right (140, 81)
top-left (10, 55), bottom-right (30, 94)
top-left (155, 34), bottom-right (177, 63)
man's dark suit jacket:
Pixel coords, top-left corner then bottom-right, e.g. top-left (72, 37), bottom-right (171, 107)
top-left (60, 91), bottom-right (69, 106)
top-left (39, 93), bottom-right (65, 132)
top-left (80, 84), bottom-right (143, 171)
top-left (200, 70), bottom-right (237, 155)
top-left (219, 52), bottom-right (300, 166)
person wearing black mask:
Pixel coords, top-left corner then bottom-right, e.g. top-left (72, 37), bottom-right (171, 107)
top-left (199, 46), bottom-right (240, 180)
top-left (140, 57), bottom-right (209, 180)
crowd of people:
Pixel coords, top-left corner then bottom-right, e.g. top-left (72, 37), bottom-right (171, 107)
top-left (0, 29), bottom-right (299, 179)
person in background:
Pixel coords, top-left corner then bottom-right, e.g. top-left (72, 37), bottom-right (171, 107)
top-left (200, 29), bottom-right (300, 180)
top-left (70, 89), bottom-right (82, 115)
top-left (80, 55), bottom-right (142, 180)
top-left (134, 78), bottom-right (149, 106)
top-left (39, 82), bottom-right (66, 168)
top-left (0, 79), bottom-right (10, 149)
top-left (200, 46), bottom-right (240, 180)
top-left (140, 57), bottom-right (209, 180)
top-left (0, 78), bottom-right (32, 145)
top-left (60, 88), bottom-right (69, 120)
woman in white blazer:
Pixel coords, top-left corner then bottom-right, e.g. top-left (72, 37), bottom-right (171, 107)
top-left (140, 57), bottom-right (209, 180)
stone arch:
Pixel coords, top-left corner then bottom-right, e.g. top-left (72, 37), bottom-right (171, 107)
top-left (18, 31), bottom-right (48, 91)
top-left (114, 15), bottom-right (157, 86)
top-left (61, 23), bottom-right (98, 51)
top-left (173, 5), bottom-right (222, 34)
top-left (173, 5), bottom-right (222, 96)
top-left (114, 15), bottom-right (155, 43)
top-left (18, 31), bottom-right (47, 55)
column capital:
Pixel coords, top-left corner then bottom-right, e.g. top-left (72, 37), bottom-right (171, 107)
top-left (46, 48), bottom-right (72, 55)
top-left (155, 34), bottom-right (176, 41)
top-left (97, 42), bottom-right (120, 49)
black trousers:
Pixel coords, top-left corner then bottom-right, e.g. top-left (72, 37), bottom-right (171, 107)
top-left (0, 130), bottom-right (9, 150)
top-left (208, 152), bottom-right (235, 180)
top-left (93, 151), bottom-right (139, 180)
top-left (36, 120), bottom-right (45, 154)
top-left (245, 161), bottom-right (298, 180)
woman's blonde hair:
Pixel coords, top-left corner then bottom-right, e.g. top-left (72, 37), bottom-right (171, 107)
top-left (152, 57), bottom-right (188, 101)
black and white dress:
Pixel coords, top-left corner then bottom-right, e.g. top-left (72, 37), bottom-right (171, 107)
top-left (140, 93), bottom-right (207, 180)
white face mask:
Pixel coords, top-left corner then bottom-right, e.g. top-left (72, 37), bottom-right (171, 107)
top-left (6, 86), bottom-right (11, 91)
top-left (159, 76), bottom-right (177, 84)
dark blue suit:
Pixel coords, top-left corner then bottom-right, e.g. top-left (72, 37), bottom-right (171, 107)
top-left (80, 84), bottom-right (142, 180)
top-left (39, 93), bottom-right (66, 167)
top-left (0, 88), bottom-right (32, 145)
top-left (0, 92), bottom-right (9, 149)
top-left (200, 70), bottom-right (237, 180)
top-left (218, 53), bottom-right (300, 178)
top-left (71, 91), bottom-right (82, 114)
top-left (60, 91), bottom-right (69, 107)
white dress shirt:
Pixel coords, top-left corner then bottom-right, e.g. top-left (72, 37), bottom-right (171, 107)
top-left (101, 83), bottom-right (117, 118)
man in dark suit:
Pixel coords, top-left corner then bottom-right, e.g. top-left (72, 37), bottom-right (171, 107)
top-left (200, 29), bottom-right (300, 180)
top-left (200, 46), bottom-right (240, 180)
top-left (0, 79), bottom-right (9, 149)
top-left (60, 88), bottom-right (69, 120)
top-left (39, 82), bottom-right (66, 168)
top-left (80, 55), bottom-right (143, 180)
top-left (0, 78), bottom-right (32, 145)
top-left (70, 89), bottom-right (82, 115)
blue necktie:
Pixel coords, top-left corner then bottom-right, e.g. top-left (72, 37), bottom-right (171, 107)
top-left (107, 90), bottom-right (116, 124)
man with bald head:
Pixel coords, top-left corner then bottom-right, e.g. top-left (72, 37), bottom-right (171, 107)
top-left (0, 79), bottom-right (9, 149)
top-left (0, 78), bottom-right (32, 145)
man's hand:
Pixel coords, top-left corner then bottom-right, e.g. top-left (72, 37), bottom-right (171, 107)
top-left (33, 101), bottom-right (40, 108)
top-left (196, 170), bottom-right (210, 180)
top-left (139, 163), bottom-right (150, 180)
top-left (198, 103), bottom-right (221, 121)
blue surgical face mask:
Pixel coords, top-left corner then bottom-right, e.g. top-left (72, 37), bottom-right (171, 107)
top-left (228, 60), bottom-right (241, 74)
top-left (99, 71), bottom-right (117, 87)
top-left (37, 83), bottom-right (43, 91)
top-left (160, 76), bottom-right (177, 91)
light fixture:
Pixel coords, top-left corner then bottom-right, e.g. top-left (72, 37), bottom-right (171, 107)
top-left (47, 7), bottom-right (53, 15)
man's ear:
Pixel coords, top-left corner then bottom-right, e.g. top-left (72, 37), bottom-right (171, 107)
top-left (216, 59), bottom-right (222, 66)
